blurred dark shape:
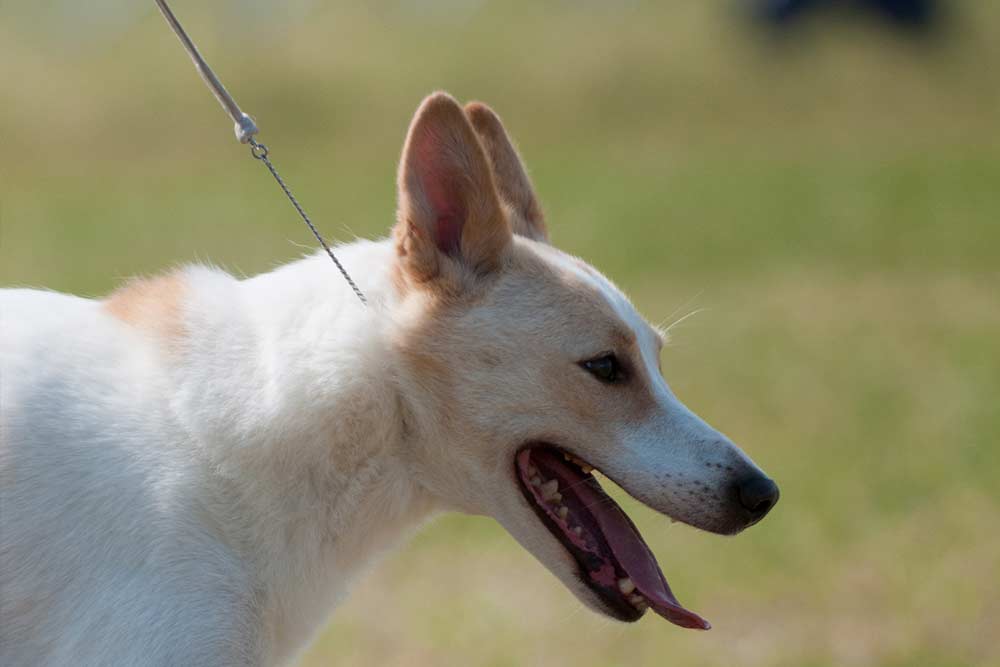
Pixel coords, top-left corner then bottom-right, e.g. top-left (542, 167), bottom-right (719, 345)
top-left (754, 0), bottom-right (940, 31)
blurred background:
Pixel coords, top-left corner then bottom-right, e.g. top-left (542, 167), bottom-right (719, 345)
top-left (3, 1), bottom-right (998, 665)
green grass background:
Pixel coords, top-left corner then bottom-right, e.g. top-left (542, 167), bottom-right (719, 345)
top-left (3, 2), bottom-right (999, 665)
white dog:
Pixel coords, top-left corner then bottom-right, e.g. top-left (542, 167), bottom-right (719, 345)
top-left (0, 93), bottom-right (779, 666)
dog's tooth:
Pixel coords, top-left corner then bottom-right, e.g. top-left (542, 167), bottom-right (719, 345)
top-left (629, 593), bottom-right (645, 607)
top-left (564, 452), bottom-right (594, 474)
top-left (558, 505), bottom-right (569, 519)
top-left (527, 465), bottom-right (538, 477)
top-left (540, 479), bottom-right (559, 496)
top-left (617, 578), bottom-right (636, 595)
top-left (530, 476), bottom-right (542, 487)
top-left (548, 492), bottom-right (562, 504)
top-left (572, 526), bottom-right (583, 537)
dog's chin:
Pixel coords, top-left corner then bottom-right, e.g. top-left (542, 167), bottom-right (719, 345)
top-left (508, 443), bottom-right (712, 631)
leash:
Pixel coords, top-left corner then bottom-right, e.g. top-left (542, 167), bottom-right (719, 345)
top-left (153, 0), bottom-right (368, 305)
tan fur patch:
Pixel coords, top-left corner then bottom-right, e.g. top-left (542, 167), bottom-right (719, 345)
top-left (104, 271), bottom-right (187, 342)
top-left (507, 244), bottom-right (658, 424)
top-left (393, 239), bottom-right (657, 460)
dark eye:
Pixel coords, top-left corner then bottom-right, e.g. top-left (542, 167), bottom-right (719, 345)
top-left (580, 353), bottom-right (623, 384)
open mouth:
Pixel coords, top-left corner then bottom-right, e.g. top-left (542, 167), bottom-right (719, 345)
top-left (515, 444), bottom-right (711, 630)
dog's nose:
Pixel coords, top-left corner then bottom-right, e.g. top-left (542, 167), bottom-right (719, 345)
top-left (735, 475), bottom-right (780, 522)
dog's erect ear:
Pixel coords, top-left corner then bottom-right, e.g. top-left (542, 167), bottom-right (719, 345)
top-left (395, 92), bottom-right (512, 288)
top-left (465, 102), bottom-right (548, 243)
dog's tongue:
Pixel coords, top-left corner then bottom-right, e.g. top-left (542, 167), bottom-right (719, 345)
top-left (578, 477), bottom-right (711, 630)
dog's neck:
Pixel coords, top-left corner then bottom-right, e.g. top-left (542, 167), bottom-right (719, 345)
top-left (172, 241), bottom-right (440, 662)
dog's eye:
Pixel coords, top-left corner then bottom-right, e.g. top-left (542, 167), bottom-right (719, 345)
top-left (580, 354), bottom-right (623, 384)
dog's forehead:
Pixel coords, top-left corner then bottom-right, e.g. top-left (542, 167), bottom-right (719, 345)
top-left (522, 241), bottom-right (662, 351)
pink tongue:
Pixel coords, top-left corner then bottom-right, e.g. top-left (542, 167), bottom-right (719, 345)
top-left (572, 470), bottom-right (711, 630)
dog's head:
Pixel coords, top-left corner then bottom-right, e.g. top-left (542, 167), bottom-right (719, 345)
top-left (390, 93), bottom-right (778, 629)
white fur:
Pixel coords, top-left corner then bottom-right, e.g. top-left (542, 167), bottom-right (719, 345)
top-left (0, 245), bottom-right (438, 666)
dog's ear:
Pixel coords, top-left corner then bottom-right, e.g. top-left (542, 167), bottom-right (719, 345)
top-left (465, 102), bottom-right (548, 243)
top-left (394, 92), bottom-right (512, 290)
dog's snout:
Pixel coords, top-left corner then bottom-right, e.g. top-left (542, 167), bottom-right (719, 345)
top-left (735, 475), bottom-right (780, 522)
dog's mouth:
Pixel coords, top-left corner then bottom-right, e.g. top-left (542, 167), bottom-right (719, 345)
top-left (515, 444), bottom-right (710, 630)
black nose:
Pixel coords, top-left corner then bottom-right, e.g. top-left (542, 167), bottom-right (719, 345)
top-left (736, 475), bottom-right (780, 521)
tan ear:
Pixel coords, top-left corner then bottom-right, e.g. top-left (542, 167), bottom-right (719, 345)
top-left (395, 93), bottom-right (512, 290)
top-left (465, 102), bottom-right (548, 243)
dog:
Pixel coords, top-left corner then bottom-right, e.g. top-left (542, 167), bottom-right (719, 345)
top-left (0, 92), bottom-right (779, 666)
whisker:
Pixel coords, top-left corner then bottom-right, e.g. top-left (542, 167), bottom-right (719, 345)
top-left (657, 290), bottom-right (704, 332)
top-left (664, 307), bottom-right (708, 335)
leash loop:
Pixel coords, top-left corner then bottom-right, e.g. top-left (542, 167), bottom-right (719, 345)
top-left (250, 141), bottom-right (270, 160)
top-left (153, 0), bottom-right (367, 305)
